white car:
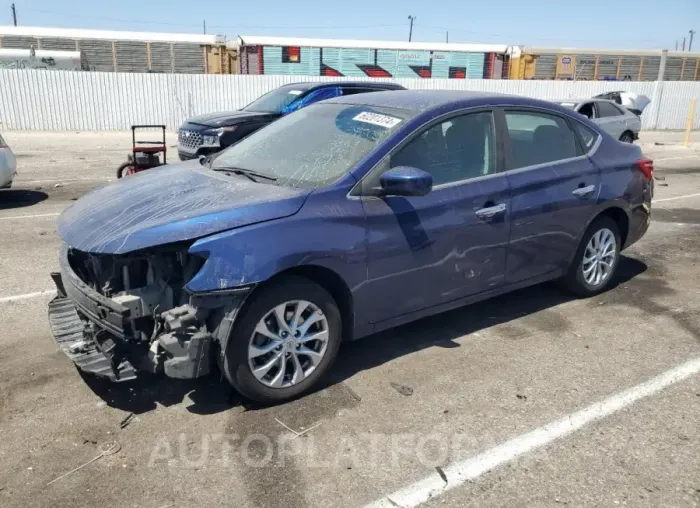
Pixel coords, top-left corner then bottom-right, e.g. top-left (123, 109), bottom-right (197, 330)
top-left (0, 133), bottom-right (17, 189)
top-left (554, 98), bottom-right (642, 143)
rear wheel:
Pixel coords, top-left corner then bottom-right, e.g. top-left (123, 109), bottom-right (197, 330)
top-left (116, 162), bottom-right (133, 179)
top-left (619, 131), bottom-right (634, 143)
top-left (564, 217), bottom-right (621, 297)
top-left (223, 276), bottom-right (342, 404)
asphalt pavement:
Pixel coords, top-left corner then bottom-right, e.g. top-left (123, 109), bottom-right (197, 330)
top-left (0, 131), bottom-right (699, 508)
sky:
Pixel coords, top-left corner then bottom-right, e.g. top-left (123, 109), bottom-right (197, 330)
top-left (4, 0), bottom-right (700, 50)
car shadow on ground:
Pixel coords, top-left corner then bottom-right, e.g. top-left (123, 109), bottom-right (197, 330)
top-left (330, 255), bottom-right (648, 386)
top-left (80, 255), bottom-right (648, 415)
top-left (0, 189), bottom-right (48, 209)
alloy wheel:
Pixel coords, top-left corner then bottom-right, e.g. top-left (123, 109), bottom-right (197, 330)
top-left (582, 228), bottom-right (617, 287)
top-left (247, 300), bottom-right (329, 389)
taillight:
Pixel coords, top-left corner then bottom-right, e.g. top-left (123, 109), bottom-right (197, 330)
top-left (637, 158), bottom-right (654, 180)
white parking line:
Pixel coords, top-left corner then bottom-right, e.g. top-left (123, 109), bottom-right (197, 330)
top-left (18, 176), bottom-right (112, 184)
top-left (653, 155), bottom-right (700, 162)
top-left (654, 192), bottom-right (700, 203)
top-left (0, 290), bottom-right (57, 304)
top-left (0, 212), bottom-right (60, 220)
top-left (365, 356), bottom-right (700, 508)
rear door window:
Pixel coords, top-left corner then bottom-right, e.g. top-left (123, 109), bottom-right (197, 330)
top-left (505, 111), bottom-right (579, 169)
top-left (596, 101), bottom-right (624, 117)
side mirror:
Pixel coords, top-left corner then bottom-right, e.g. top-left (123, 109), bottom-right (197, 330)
top-left (379, 166), bottom-right (433, 197)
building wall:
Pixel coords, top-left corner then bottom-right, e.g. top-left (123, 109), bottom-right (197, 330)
top-left (242, 45), bottom-right (494, 79)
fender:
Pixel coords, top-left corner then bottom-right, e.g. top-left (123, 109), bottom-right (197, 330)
top-left (185, 187), bottom-right (368, 297)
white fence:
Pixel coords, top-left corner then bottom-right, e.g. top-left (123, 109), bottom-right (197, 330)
top-left (0, 69), bottom-right (698, 131)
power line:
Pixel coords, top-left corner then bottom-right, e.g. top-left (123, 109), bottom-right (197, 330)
top-left (21, 8), bottom-right (404, 32)
top-left (15, 8), bottom-right (674, 48)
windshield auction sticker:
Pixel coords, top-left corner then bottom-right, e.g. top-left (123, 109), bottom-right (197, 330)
top-left (353, 111), bottom-right (402, 129)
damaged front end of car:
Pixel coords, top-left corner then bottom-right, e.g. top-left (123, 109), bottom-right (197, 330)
top-left (48, 243), bottom-right (252, 382)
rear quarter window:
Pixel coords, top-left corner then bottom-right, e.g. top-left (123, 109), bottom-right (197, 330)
top-left (571, 121), bottom-right (600, 152)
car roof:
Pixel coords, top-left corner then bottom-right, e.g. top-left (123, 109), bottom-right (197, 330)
top-left (552, 98), bottom-right (618, 105)
top-left (278, 81), bottom-right (406, 91)
top-left (326, 89), bottom-right (557, 112)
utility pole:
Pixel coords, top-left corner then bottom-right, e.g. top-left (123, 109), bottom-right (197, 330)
top-left (682, 37), bottom-right (686, 51)
top-left (407, 15), bottom-right (415, 42)
top-left (446, 31), bottom-right (449, 43)
top-left (690, 30), bottom-right (696, 52)
top-left (203, 20), bottom-right (206, 34)
top-left (11, 3), bottom-right (17, 26)
top-left (676, 40), bottom-right (679, 51)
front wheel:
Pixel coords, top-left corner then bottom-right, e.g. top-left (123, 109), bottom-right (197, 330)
top-left (223, 276), bottom-right (342, 404)
top-left (563, 217), bottom-right (621, 297)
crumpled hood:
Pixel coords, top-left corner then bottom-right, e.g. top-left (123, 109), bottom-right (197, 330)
top-left (186, 110), bottom-right (274, 128)
top-left (58, 160), bottom-right (309, 254)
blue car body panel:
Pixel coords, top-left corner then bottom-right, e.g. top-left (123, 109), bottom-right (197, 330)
top-left (57, 90), bottom-right (652, 340)
top-left (57, 160), bottom-right (310, 254)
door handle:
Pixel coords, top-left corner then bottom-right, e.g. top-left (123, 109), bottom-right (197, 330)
top-left (475, 203), bottom-right (507, 219)
top-left (572, 185), bottom-right (596, 197)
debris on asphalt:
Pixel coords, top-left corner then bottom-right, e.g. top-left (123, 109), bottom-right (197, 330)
top-left (443, 409), bottom-right (449, 414)
top-left (53, 183), bottom-right (64, 188)
top-left (275, 417), bottom-right (299, 436)
top-left (295, 422), bottom-right (322, 439)
top-left (655, 175), bottom-right (666, 181)
top-left (390, 382), bottom-right (413, 396)
top-left (435, 466), bottom-right (448, 483)
top-left (659, 183), bottom-right (669, 186)
top-left (516, 394), bottom-right (527, 400)
top-left (46, 441), bottom-right (120, 486)
top-left (34, 186), bottom-right (42, 191)
top-left (345, 385), bottom-right (362, 402)
top-left (119, 412), bottom-right (135, 429)
top-left (274, 418), bottom-right (322, 439)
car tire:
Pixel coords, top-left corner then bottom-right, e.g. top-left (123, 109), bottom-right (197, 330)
top-left (222, 275), bottom-right (342, 405)
top-left (619, 131), bottom-right (634, 143)
top-left (563, 217), bottom-right (621, 297)
top-left (116, 162), bottom-right (132, 179)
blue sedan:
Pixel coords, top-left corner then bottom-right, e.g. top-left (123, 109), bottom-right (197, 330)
top-left (49, 90), bottom-right (654, 404)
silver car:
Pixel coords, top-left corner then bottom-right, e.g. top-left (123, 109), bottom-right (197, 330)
top-left (554, 98), bottom-right (641, 143)
top-left (0, 133), bottom-right (17, 189)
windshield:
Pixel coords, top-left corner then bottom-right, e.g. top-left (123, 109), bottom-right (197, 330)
top-left (211, 103), bottom-right (413, 188)
top-left (242, 85), bottom-right (313, 114)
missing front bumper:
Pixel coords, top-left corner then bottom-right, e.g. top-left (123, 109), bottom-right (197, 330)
top-left (48, 270), bottom-right (235, 383)
top-left (48, 296), bottom-right (137, 381)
